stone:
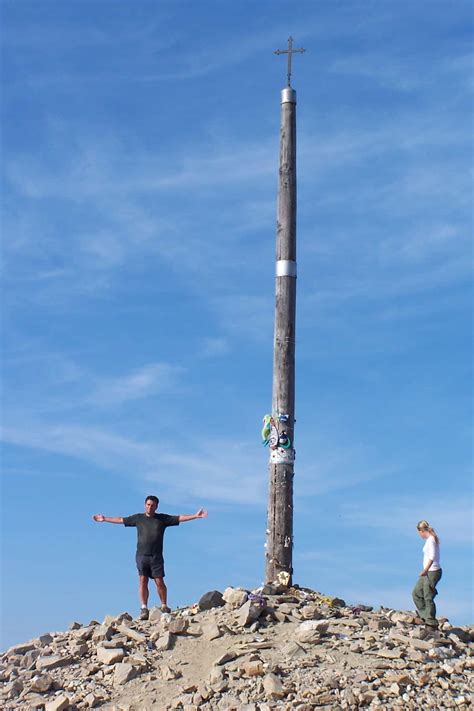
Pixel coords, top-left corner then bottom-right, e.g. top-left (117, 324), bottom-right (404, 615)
top-left (30, 672), bottom-right (55, 692)
top-left (155, 631), bottom-right (174, 650)
top-left (261, 583), bottom-right (286, 595)
top-left (84, 692), bottom-right (102, 707)
top-left (208, 668), bottom-right (228, 693)
top-left (406, 649), bottom-right (425, 662)
top-left (390, 611), bottom-right (417, 624)
top-left (222, 587), bottom-right (248, 607)
top-left (8, 641), bottom-right (36, 655)
top-left (197, 682), bottom-right (212, 700)
top-left (359, 691), bottom-right (377, 704)
top-left (344, 688), bottom-right (357, 705)
top-left (21, 649), bottom-right (41, 668)
top-left (298, 619), bottom-right (329, 634)
top-left (201, 618), bottom-right (222, 640)
top-left (376, 648), bottom-right (404, 659)
top-left (278, 602), bottom-right (298, 614)
top-left (160, 665), bottom-right (182, 681)
top-left (282, 640), bottom-right (307, 659)
top-left (4, 679), bottom-right (23, 697)
top-left (116, 623), bottom-right (146, 643)
top-left (96, 646), bottom-right (126, 665)
top-left (217, 695), bottom-right (240, 710)
top-left (237, 600), bottom-right (263, 627)
top-left (99, 636), bottom-right (126, 648)
top-left (295, 629), bottom-right (322, 644)
top-left (241, 660), bottom-right (265, 677)
top-left (71, 641), bottom-right (88, 657)
top-left (385, 673), bottom-right (412, 685)
top-left (300, 604), bottom-right (321, 620)
top-left (263, 672), bottom-right (285, 700)
top-left (92, 624), bottom-right (114, 642)
top-left (39, 633), bottom-right (54, 645)
top-left (389, 630), bottom-right (434, 650)
top-left (73, 625), bottom-right (95, 642)
top-left (113, 662), bottom-right (137, 685)
top-left (36, 654), bottom-right (74, 671)
top-left (168, 617), bottom-right (189, 635)
top-left (369, 618), bottom-right (393, 631)
top-left (45, 694), bottom-right (70, 711)
top-left (271, 610), bottom-right (288, 623)
top-left (387, 682), bottom-right (402, 696)
top-left (315, 692), bottom-right (335, 704)
top-left (446, 628), bottom-right (471, 643)
top-left (148, 606), bottom-right (162, 622)
top-left (198, 590), bottom-right (225, 610)
top-left (295, 619), bottom-right (329, 643)
top-left (214, 651), bottom-right (237, 666)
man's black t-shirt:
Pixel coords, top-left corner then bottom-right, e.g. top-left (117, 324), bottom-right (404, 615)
top-left (122, 513), bottom-right (180, 557)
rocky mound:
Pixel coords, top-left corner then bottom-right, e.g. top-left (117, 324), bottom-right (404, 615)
top-left (1, 585), bottom-right (472, 710)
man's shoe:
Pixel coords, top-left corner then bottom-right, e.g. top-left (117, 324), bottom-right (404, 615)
top-left (160, 605), bottom-right (171, 614)
top-left (139, 607), bottom-right (149, 620)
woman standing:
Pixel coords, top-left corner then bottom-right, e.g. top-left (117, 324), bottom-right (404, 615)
top-left (412, 520), bottom-right (442, 628)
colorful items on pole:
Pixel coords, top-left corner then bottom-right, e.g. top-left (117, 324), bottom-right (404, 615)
top-left (261, 413), bottom-right (292, 450)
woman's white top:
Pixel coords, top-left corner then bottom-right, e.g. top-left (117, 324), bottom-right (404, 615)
top-left (423, 535), bottom-right (441, 571)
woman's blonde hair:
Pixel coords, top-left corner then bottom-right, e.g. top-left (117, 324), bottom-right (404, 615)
top-left (417, 520), bottom-right (440, 544)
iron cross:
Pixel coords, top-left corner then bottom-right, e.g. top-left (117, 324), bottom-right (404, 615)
top-left (274, 36), bottom-right (306, 86)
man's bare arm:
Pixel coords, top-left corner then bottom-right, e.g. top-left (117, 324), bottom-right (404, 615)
top-left (178, 509), bottom-right (208, 523)
top-left (93, 514), bottom-right (124, 524)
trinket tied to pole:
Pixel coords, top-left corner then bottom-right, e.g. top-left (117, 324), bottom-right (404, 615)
top-left (265, 37), bottom-right (305, 586)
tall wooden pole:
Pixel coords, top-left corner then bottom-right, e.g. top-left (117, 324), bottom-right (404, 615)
top-left (265, 38), bottom-right (304, 586)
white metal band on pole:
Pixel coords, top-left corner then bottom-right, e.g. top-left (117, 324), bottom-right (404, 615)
top-left (281, 88), bottom-right (297, 104)
top-left (276, 260), bottom-right (297, 277)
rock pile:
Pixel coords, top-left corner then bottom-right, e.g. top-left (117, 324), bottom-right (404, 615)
top-left (1, 585), bottom-right (472, 710)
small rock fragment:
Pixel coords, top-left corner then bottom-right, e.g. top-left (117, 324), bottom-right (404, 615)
top-left (96, 646), bottom-right (126, 665)
top-left (263, 672), bottom-right (285, 700)
top-left (36, 654), bottom-right (74, 671)
top-left (30, 673), bottom-right (55, 692)
top-left (113, 662), bottom-right (137, 685)
top-left (241, 660), bottom-right (265, 677)
top-left (201, 618), bottom-right (222, 640)
top-left (168, 617), bottom-right (189, 635)
top-left (45, 694), bottom-right (70, 711)
top-left (222, 587), bottom-right (248, 607)
top-left (155, 631), bottom-right (174, 650)
top-left (117, 623), bottom-right (146, 643)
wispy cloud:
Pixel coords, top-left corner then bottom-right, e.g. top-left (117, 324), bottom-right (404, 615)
top-left (2, 350), bottom-right (186, 417)
top-left (198, 337), bottom-right (230, 359)
top-left (295, 441), bottom-right (390, 499)
top-left (1, 422), bottom-right (266, 507)
top-left (88, 363), bottom-right (184, 406)
top-left (341, 496), bottom-right (473, 545)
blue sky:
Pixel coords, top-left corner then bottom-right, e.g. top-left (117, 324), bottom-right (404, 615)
top-left (1, 0), bottom-right (472, 649)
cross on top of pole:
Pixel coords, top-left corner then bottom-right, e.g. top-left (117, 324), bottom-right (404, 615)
top-left (274, 36), bottom-right (305, 87)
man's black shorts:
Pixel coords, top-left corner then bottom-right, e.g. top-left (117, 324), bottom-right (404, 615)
top-left (135, 554), bottom-right (165, 579)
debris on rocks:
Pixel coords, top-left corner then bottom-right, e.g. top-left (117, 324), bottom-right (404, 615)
top-left (0, 584), bottom-right (472, 710)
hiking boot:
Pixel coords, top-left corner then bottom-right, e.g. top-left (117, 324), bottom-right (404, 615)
top-left (160, 605), bottom-right (171, 614)
top-left (139, 607), bottom-right (149, 620)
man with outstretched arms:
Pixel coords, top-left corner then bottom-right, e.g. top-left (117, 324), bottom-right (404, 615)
top-left (93, 495), bottom-right (208, 619)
